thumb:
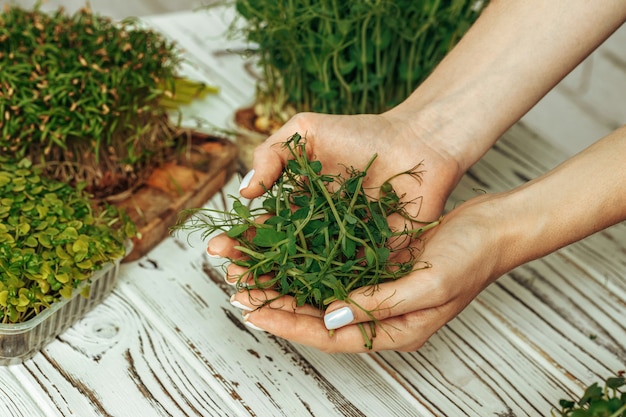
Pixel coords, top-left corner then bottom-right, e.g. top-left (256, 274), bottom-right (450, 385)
top-left (322, 284), bottom-right (402, 330)
top-left (322, 273), bottom-right (445, 330)
top-left (238, 130), bottom-right (298, 199)
top-left (238, 145), bottom-right (284, 199)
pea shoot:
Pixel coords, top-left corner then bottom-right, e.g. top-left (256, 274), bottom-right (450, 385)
top-left (175, 133), bottom-right (440, 349)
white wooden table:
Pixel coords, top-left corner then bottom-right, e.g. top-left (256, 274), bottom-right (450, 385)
top-left (1, 7), bottom-right (624, 417)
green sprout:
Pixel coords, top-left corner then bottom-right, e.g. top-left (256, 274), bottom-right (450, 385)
top-left (552, 373), bottom-right (626, 417)
top-left (224, 0), bottom-right (487, 131)
top-left (0, 3), bottom-right (216, 196)
top-left (0, 157), bottom-right (136, 323)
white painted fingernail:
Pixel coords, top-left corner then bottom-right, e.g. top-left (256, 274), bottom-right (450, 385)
top-left (230, 294), bottom-right (253, 311)
top-left (243, 313), bottom-right (265, 332)
top-left (239, 169), bottom-right (255, 193)
top-left (324, 307), bottom-right (354, 330)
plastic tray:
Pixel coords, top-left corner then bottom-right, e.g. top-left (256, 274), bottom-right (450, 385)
top-left (0, 253), bottom-right (125, 365)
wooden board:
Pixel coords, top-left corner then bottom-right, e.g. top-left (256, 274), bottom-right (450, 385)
top-left (0, 8), bottom-right (624, 417)
top-left (113, 133), bottom-right (238, 262)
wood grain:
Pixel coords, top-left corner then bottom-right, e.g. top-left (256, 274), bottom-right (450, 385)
top-left (0, 6), bottom-right (623, 417)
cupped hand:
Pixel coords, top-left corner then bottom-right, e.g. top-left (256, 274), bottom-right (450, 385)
top-left (215, 192), bottom-right (517, 353)
top-left (207, 110), bottom-right (483, 352)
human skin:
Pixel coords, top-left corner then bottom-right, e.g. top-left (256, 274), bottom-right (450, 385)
top-left (208, 0), bottom-right (626, 352)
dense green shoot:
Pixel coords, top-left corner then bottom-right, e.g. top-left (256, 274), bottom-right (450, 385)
top-left (227, 0), bottom-right (487, 129)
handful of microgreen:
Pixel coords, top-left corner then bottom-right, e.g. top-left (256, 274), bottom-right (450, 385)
top-left (175, 133), bottom-right (439, 348)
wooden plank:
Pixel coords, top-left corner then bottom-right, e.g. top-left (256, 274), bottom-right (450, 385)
top-left (15, 292), bottom-right (247, 417)
top-left (0, 371), bottom-right (54, 417)
top-left (115, 134), bottom-right (238, 262)
top-left (0, 8), bottom-right (623, 417)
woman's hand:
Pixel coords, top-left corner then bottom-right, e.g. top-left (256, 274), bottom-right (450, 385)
top-left (215, 124), bottom-right (626, 352)
top-left (238, 111), bottom-right (465, 222)
top-left (217, 192), bottom-right (511, 353)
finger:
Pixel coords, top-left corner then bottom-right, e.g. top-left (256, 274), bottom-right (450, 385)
top-left (240, 111), bottom-right (334, 199)
top-left (207, 233), bottom-right (244, 259)
top-left (322, 264), bottom-right (453, 330)
top-left (231, 289), bottom-right (322, 317)
top-left (240, 302), bottom-right (452, 353)
top-left (239, 124), bottom-right (303, 199)
top-left (225, 264), bottom-right (278, 288)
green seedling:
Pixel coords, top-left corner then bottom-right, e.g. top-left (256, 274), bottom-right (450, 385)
top-left (225, 0), bottom-right (486, 128)
top-left (0, 157), bottom-right (136, 323)
top-left (0, 3), bottom-right (215, 196)
top-left (552, 373), bottom-right (626, 417)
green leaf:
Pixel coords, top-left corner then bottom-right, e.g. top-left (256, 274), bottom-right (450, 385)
top-left (376, 247), bottom-right (390, 264)
top-left (77, 260), bottom-right (93, 270)
top-left (365, 247), bottom-right (376, 266)
top-left (227, 224), bottom-right (249, 238)
top-left (0, 173), bottom-right (11, 188)
top-left (606, 377), bottom-right (625, 390)
top-left (344, 213), bottom-right (358, 225)
top-left (59, 285), bottom-right (73, 299)
top-left (24, 236), bottom-right (39, 248)
top-left (57, 226), bottom-right (79, 241)
top-left (16, 222), bottom-right (31, 235)
top-left (341, 236), bottom-right (356, 259)
top-left (55, 272), bottom-right (70, 284)
top-left (0, 291), bottom-right (8, 307)
top-left (232, 200), bottom-right (251, 219)
top-left (286, 159), bottom-right (303, 175)
top-left (309, 160), bottom-right (322, 174)
top-left (55, 246), bottom-right (71, 260)
top-left (291, 206), bottom-right (310, 221)
top-left (253, 228), bottom-right (286, 247)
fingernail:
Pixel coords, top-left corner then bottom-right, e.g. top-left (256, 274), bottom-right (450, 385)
top-left (230, 294), bottom-right (253, 311)
top-left (243, 312), bottom-right (265, 332)
top-left (206, 247), bottom-right (221, 258)
top-left (239, 169), bottom-right (255, 193)
top-left (324, 307), bottom-right (354, 330)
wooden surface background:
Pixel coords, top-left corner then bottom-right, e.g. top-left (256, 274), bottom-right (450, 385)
top-left (0, 4), bottom-right (624, 417)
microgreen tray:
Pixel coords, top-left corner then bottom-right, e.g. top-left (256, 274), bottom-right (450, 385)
top-left (0, 251), bottom-right (126, 366)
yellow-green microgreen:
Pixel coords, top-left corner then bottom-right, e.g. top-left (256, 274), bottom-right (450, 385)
top-left (174, 133), bottom-right (439, 349)
top-left (0, 157), bottom-right (136, 323)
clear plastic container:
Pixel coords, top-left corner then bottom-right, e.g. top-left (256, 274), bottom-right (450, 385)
top-left (0, 250), bottom-right (126, 366)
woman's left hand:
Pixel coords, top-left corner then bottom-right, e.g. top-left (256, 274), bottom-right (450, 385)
top-left (212, 192), bottom-right (512, 353)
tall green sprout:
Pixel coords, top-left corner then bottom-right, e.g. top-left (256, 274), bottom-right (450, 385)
top-left (230, 0), bottom-right (487, 124)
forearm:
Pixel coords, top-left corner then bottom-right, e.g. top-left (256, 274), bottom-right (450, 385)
top-left (493, 126), bottom-right (626, 274)
top-left (387, 0), bottom-right (626, 173)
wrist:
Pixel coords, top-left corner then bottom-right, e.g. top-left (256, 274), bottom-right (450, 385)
top-left (384, 96), bottom-right (495, 177)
